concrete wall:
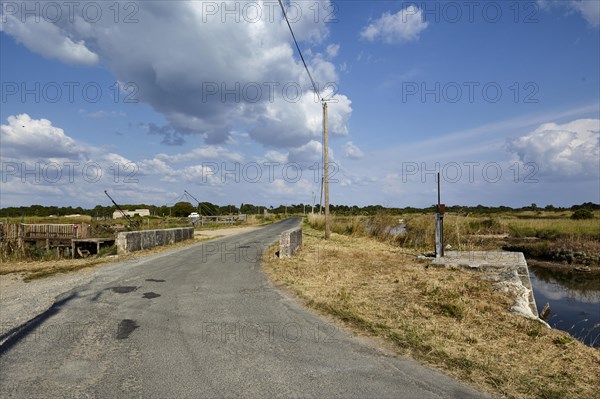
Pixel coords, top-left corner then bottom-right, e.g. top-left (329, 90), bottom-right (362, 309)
top-left (279, 226), bottom-right (302, 258)
top-left (116, 227), bottom-right (194, 254)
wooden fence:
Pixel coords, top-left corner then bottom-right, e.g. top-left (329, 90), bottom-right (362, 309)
top-left (193, 214), bottom-right (247, 225)
top-left (0, 223), bottom-right (91, 241)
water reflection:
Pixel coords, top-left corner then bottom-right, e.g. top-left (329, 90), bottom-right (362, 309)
top-left (529, 266), bottom-right (600, 347)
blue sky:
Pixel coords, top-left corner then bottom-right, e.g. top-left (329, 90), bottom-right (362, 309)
top-left (1, 1), bottom-right (599, 209)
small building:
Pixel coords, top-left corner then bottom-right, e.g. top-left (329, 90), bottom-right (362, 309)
top-left (112, 209), bottom-right (150, 219)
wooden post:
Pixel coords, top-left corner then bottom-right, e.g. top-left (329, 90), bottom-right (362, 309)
top-left (17, 223), bottom-right (23, 249)
top-left (46, 224), bottom-right (50, 251)
top-left (323, 101), bottom-right (330, 239)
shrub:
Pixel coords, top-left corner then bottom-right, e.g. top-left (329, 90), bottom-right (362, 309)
top-left (571, 209), bottom-right (593, 220)
top-left (466, 218), bottom-right (502, 233)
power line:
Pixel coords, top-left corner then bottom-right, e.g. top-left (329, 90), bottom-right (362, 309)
top-left (184, 190), bottom-right (216, 216)
top-left (277, 0), bottom-right (321, 102)
top-left (277, 0), bottom-right (331, 239)
top-left (276, 0), bottom-right (326, 193)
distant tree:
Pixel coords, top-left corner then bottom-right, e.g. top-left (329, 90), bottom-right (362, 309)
top-left (199, 202), bottom-right (218, 216)
top-left (157, 205), bottom-right (169, 216)
top-left (571, 209), bottom-right (593, 220)
top-left (572, 202), bottom-right (600, 211)
top-left (240, 203), bottom-right (258, 214)
top-left (218, 204), bottom-right (239, 214)
top-left (171, 202), bottom-right (195, 217)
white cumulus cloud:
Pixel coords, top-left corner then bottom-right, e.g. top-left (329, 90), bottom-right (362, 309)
top-left (288, 140), bottom-right (325, 165)
top-left (506, 119), bottom-right (599, 178)
top-left (261, 150), bottom-right (289, 164)
top-left (538, 0), bottom-right (600, 27)
top-left (0, 15), bottom-right (98, 65)
top-left (0, 114), bottom-right (236, 204)
top-left (326, 43), bottom-right (340, 58)
top-left (0, 114), bottom-right (84, 159)
top-left (360, 6), bottom-right (428, 44)
top-left (570, 0), bottom-right (600, 27)
top-left (0, 1), bottom-right (351, 149)
top-left (155, 147), bottom-right (243, 164)
top-left (344, 141), bottom-right (364, 159)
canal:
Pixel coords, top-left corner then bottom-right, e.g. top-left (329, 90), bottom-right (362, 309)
top-left (529, 266), bottom-right (600, 347)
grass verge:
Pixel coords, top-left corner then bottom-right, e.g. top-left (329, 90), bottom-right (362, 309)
top-left (262, 224), bottom-right (600, 399)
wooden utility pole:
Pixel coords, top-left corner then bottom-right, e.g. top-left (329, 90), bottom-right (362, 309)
top-left (323, 101), bottom-right (330, 239)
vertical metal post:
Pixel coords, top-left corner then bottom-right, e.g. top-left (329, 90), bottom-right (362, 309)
top-left (435, 213), bottom-right (444, 258)
top-left (437, 172), bottom-right (441, 207)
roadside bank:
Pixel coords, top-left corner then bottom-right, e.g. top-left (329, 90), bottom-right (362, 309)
top-left (262, 225), bottom-right (600, 399)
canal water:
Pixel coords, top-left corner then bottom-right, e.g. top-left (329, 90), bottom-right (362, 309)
top-left (529, 266), bottom-right (600, 347)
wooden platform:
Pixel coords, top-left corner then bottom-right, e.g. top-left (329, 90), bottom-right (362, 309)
top-left (1, 223), bottom-right (113, 258)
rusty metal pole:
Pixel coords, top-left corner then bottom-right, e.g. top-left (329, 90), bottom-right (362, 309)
top-left (323, 101), bottom-right (330, 239)
top-left (437, 172), bottom-right (441, 207)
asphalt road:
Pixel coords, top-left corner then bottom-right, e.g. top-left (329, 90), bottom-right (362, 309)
top-left (0, 218), bottom-right (488, 398)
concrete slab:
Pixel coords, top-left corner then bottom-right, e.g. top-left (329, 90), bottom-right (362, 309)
top-left (432, 251), bottom-right (539, 319)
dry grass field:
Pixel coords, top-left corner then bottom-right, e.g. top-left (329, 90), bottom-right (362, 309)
top-left (263, 224), bottom-right (600, 399)
top-left (307, 211), bottom-right (600, 268)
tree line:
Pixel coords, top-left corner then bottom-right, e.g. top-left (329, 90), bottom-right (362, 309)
top-left (1, 202), bottom-right (598, 219)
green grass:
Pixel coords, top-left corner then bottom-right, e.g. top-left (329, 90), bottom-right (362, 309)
top-left (96, 244), bottom-right (117, 257)
top-left (506, 218), bottom-right (599, 238)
